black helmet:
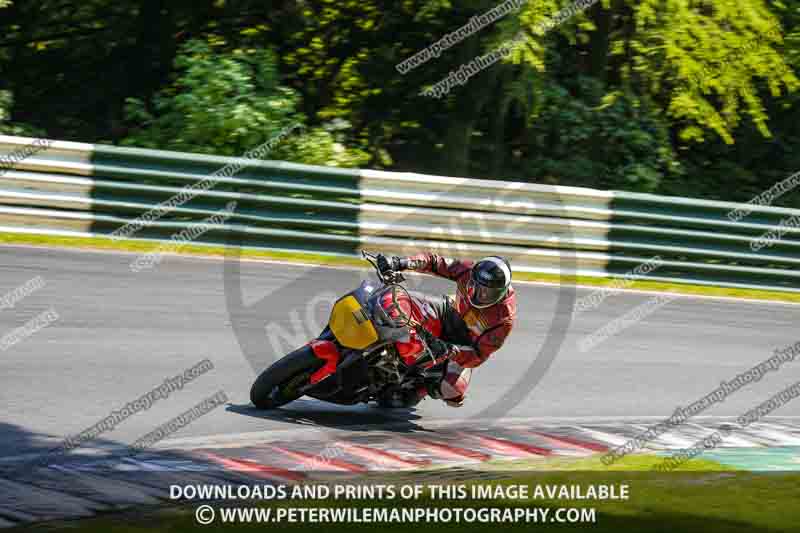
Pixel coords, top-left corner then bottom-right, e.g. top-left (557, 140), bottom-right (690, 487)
top-left (467, 256), bottom-right (512, 308)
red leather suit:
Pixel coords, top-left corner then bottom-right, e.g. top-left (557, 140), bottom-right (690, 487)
top-left (388, 253), bottom-right (517, 405)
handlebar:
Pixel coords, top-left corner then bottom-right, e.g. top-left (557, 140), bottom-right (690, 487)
top-left (362, 250), bottom-right (405, 285)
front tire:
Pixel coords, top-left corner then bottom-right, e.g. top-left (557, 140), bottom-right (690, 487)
top-left (250, 345), bottom-right (324, 409)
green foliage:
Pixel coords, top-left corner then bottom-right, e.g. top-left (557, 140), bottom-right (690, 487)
top-left (1, 1), bottom-right (800, 201)
top-left (514, 78), bottom-right (682, 192)
top-left (279, 120), bottom-right (370, 168)
top-left (0, 91), bottom-right (44, 136)
top-left (122, 38), bottom-right (298, 155)
top-left (122, 38), bottom-right (368, 167)
top-left (625, 0), bottom-right (798, 144)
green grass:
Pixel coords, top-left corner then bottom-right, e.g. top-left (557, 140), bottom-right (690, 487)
top-left (11, 455), bottom-right (798, 533)
top-left (0, 231), bottom-right (366, 269)
top-left (474, 452), bottom-right (730, 472)
top-left (527, 271), bottom-right (800, 303)
top-left (2, 230), bottom-right (800, 303)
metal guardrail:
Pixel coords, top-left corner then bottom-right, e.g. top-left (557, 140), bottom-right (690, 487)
top-left (2, 134), bottom-right (800, 292)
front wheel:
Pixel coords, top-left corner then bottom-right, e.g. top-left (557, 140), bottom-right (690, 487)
top-left (250, 345), bottom-right (324, 409)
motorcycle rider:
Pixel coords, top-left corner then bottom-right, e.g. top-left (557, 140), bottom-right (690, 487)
top-left (376, 252), bottom-right (516, 408)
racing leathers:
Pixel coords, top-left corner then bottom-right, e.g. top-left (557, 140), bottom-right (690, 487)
top-left (384, 253), bottom-right (516, 408)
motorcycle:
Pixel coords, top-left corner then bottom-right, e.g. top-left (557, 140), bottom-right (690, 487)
top-left (250, 251), bottom-right (450, 409)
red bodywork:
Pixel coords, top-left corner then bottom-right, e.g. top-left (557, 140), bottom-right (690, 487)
top-left (378, 289), bottom-right (441, 366)
top-left (308, 339), bottom-right (340, 384)
top-left (308, 288), bottom-right (444, 383)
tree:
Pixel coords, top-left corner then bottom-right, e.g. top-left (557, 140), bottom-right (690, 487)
top-left (122, 38), bottom-right (368, 167)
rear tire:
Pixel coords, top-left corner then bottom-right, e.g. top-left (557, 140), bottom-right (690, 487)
top-left (250, 345), bottom-right (324, 409)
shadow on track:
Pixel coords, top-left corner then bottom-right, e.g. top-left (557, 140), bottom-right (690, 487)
top-left (225, 399), bottom-right (431, 434)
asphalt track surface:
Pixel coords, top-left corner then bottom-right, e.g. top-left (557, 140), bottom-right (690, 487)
top-left (1, 244), bottom-right (800, 460)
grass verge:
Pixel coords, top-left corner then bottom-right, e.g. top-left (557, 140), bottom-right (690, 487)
top-left (1, 230), bottom-right (799, 303)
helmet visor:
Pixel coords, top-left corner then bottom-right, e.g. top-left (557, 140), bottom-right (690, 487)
top-left (467, 279), bottom-right (507, 308)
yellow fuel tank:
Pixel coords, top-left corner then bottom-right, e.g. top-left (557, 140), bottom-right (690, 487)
top-left (329, 295), bottom-right (379, 349)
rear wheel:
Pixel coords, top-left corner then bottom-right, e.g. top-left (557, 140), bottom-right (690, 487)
top-left (250, 345), bottom-right (324, 409)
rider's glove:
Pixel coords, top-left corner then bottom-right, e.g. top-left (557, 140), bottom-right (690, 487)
top-left (377, 254), bottom-right (408, 274)
top-left (376, 254), bottom-right (392, 276)
top-left (393, 256), bottom-right (409, 271)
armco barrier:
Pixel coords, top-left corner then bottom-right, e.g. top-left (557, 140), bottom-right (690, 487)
top-left (1, 134), bottom-right (800, 292)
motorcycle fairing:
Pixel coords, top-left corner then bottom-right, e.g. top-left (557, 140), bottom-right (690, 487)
top-left (306, 278), bottom-right (436, 404)
top-left (305, 351), bottom-right (371, 405)
top-left (308, 340), bottom-right (340, 384)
